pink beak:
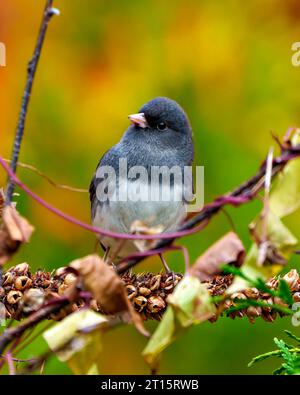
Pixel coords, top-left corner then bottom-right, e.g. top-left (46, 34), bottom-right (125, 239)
top-left (128, 113), bottom-right (148, 128)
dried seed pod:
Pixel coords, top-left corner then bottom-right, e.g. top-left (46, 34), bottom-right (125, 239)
top-left (228, 310), bottom-right (244, 319)
top-left (126, 285), bottom-right (137, 300)
top-left (139, 287), bottom-right (151, 296)
top-left (150, 275), bottom-right (161, 291)
top-left (7, 290), bottom-right (23, 305)
top-left (223, 299), bottom-right (233, 309)
top-left (247, 306), bottom-right (262, 318)
top-left (243, 288), bottom-right (259, 299)
top-left (15, 276), bottom-right (32, 291)
top-left (164, 275), bottom-right (179, 291)
top-left (64, 273), bottom-right (78, 286)
top-left (147, 296), bottom-right (166, 313)
top-left (283, 270), bottom-right (299, 291)
top-left (266, 277), bottom-right (279, 290)
top-left (231, 292), bottom-right (247, 301)
top-left (58, 283), bottom-right (69, 296)
top-left (273, 296), bottom-right (288, 308)
top-left (262, 310), bottom-right (277, 322)
top-left (55, 267), bottom-right (68, 277)
top-left (22, 288), bottom-right (45, 313)
top-left (133, 295), bottom-right (147, 312)
top-left (13, 263), bottom-right (29, 275)
top-left (32, 271), bottom-right (52, 289)
top-left (262, 297), bottom-right (274, 313)
top-left (293, 292), bottom-right (300, 302)
top-left (2, 272), bottom-right (14, 286)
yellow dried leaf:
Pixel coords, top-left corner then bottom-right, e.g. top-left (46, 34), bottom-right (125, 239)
top-left (43, 309), bottom-right (106, 375)
top-left (142, 276), bottom-right (214, 369)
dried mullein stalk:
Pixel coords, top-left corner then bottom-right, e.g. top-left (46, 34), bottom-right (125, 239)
top-left (0, 262), bottom-right (298, 325)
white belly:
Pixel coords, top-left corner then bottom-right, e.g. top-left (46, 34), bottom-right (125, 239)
top-left (92, 179), bottom-right (187, 259)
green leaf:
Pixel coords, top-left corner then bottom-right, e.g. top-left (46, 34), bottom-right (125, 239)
top-left (273, 366), bottom-right (286, 375)
top-left (226, 299), bottom-right (292, 316)
top-left (284, 330), bottom-right (300, 345)
top-left (142, 276), bottom-right (215, 370)
top-left (278, 279), bottom-right (294, 306)
top-left (249, 331), bottom-right (300, 374)
top-left (248, 349), bottom-right (282, 367)
top-left (223, 264), bottom-right (276, 296)
top-left (43, 309), bottom-right (108, 375)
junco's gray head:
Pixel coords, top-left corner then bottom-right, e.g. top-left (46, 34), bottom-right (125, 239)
top-left (128, 96), bottom-right (192, 136)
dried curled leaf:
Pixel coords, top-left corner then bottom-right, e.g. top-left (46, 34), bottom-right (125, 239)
top-left (0, 205), bottom-right (34, 265)
top-left (43, 309), bottom-right (107, 374)
top-left (70, 254), bottom-right (149, 336)
top-left (249, 212), bottom-right (297, 267)
top-left (142, 276), bottom-right (215, 370)
top-left (189, 232), bottom-right (245, 281)
top-left (130, 220), bottom-right (164, 252)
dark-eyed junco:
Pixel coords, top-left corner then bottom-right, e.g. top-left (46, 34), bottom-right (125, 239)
top-left (89, 97), bottom-right (194, 265)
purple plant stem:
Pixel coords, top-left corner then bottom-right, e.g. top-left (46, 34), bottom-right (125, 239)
top-left (0, 156), bottom-right (208, 241)
top-left (6, 352), bottom-right (15, 375)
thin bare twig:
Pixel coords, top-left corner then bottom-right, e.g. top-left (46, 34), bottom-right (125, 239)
top-left (3, 159), bottom-right (87, 193)
top-left (5, 0), bottom-right (58, 204)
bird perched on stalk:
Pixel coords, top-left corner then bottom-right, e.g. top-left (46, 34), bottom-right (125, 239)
top-left (89, 97), bottom-right (194, 268)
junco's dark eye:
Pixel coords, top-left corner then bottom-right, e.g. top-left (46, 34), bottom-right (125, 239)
top-left (157, 122), bottom-right (167, 131)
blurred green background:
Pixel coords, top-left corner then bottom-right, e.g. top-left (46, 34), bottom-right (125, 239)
top-left (1, 0), bottom-right (300, 374)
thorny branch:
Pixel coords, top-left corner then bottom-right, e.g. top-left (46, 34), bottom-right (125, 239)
top-left (5, 0), bottom-right (58, 204)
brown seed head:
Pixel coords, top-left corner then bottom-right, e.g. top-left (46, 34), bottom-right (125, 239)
top-left (2, 272), bottom-right (14, 286)
top-left (13, 263), bottom-right (29, 275)
top-left (133, 295), bottom-right (147, 312)
top-left (139, 287), bottom-right (151, 296)
top-left (150, 275), bottom-right (161, 291)
top-left (147, 296), bottom-right (166, 313)
top-left (283, 270), bottom-right (299, 291)
top-left (15, 276), bottom-right (32, 291)
top-left (7, 290), bottom-right (23, 305)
